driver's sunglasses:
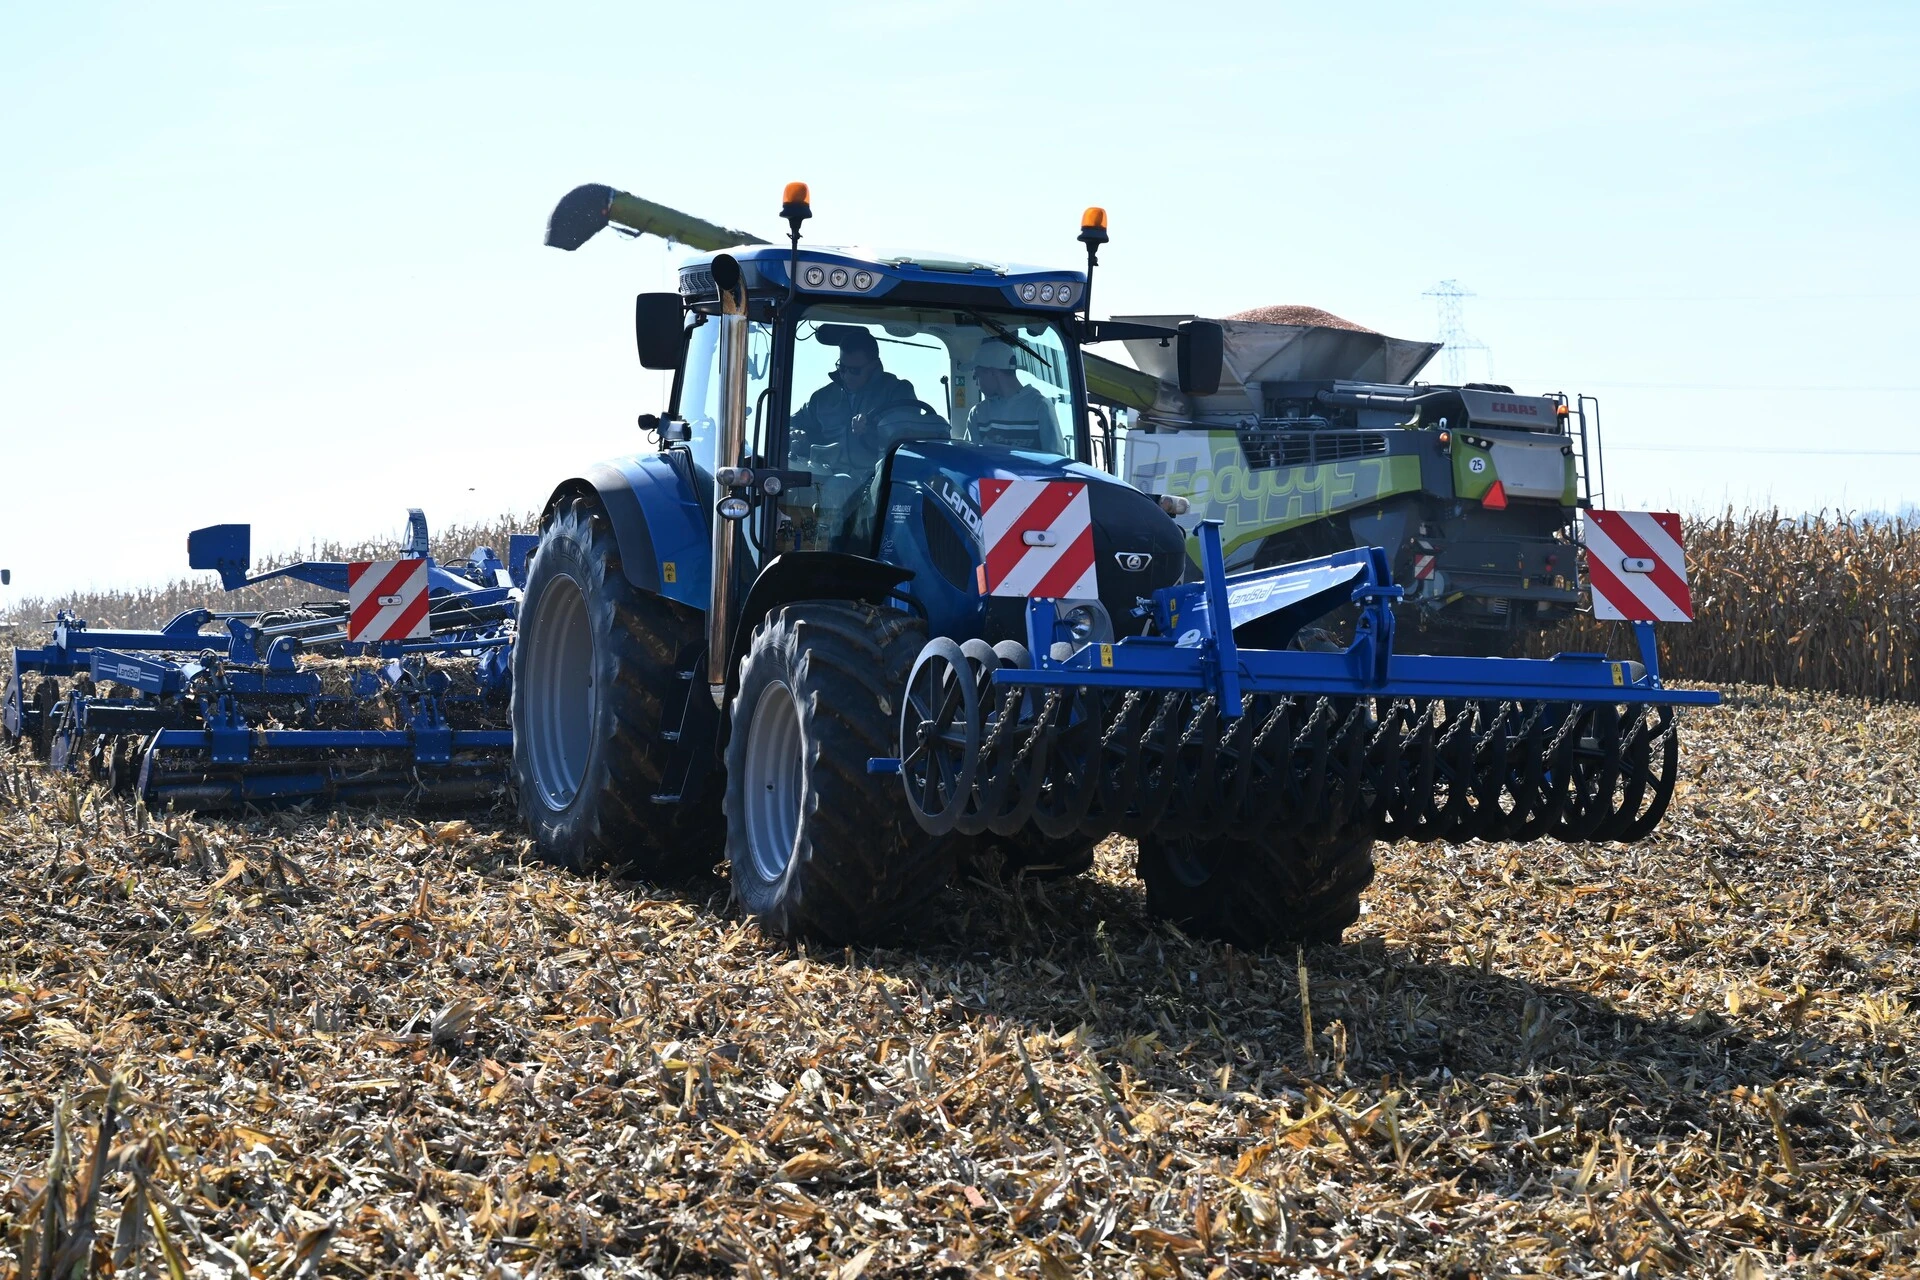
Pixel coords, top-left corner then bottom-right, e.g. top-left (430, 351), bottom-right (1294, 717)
top-left (839, 360), bottom-right (876, 378)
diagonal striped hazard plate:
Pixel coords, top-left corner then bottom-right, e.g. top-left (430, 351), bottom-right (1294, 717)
top-left (1583, 510), bottom-right (1694, 622)
top-left (346, 558), bottom-right (432, 643)
top-left (978, 479), bottom-right (1098, 599)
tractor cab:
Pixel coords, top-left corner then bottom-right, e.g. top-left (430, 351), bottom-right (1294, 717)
top-left (603, 193), bottom-right (1222, 679)
top-left (667, 245), bottom-right (1090, 560)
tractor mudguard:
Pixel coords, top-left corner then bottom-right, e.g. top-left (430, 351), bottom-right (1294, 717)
top-left (723, 553), bottom-right (914, 703)
top-left (546, 453), bottom-right (710, 609)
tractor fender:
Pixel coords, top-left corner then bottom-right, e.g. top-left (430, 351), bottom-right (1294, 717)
top-left (540, 453), bottom-right (710, 609)
top-left (724, 553), bottom-right (914, 704)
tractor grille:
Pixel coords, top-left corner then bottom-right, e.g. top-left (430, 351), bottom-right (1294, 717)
top-left (1242, 431), bottom-right (1387, 470)
top-left (920, 499), bottom-right (978, 592)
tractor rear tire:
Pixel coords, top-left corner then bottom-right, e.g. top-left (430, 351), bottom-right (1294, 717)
top-left (1135, 829), bottom-right (1376, 949)
top-left (725, 601), bottom-right (952, 942)
top-left (512, 493), bottom-right (720, 879)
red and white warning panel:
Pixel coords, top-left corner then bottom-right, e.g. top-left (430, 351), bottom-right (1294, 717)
top-left (346, 558), bottom-right (433, 643)
top-left (1583, 510), bottom-right (1694, 622)
top-left (978, 479), bottom-right (1098, 599)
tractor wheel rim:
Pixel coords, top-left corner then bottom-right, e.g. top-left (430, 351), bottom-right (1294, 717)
top-left (525, 573), bottom-right (594, 810)
top-left (743, 679), bottom-right (803, 883)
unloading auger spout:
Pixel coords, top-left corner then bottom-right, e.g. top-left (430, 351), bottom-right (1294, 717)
top-left (882, 521), bottom-right (1714, 850)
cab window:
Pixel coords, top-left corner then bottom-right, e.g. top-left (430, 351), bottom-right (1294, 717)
top-left (773, 303), bottom-right (1076, 554)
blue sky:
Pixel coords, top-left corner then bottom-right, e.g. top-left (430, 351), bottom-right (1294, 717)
top-left (2, 1), bottom-right (1916, 599)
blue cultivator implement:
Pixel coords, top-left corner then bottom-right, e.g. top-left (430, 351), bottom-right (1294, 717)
top-left (1, 511), bottom-right (534, 810)
top-left (886, 521), bottom-right (1716, 851)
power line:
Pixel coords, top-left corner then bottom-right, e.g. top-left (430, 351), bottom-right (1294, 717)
top-left (1423, 280), bottom-right (1490, 383)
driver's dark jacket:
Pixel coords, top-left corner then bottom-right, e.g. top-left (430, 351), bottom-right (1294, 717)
top-left (789, 369), bottom-right (919, 474)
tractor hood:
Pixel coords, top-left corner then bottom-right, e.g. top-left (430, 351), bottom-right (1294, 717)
top-left (882, 441), bottom-right (1188, 642)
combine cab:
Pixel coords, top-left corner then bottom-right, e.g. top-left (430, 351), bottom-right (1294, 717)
top-left (1087, 309), bottom-right (1606, 652)
top-left (519, 183), bottom-right (1715, 947)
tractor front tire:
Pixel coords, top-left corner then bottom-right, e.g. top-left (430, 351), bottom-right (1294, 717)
top-left (512, 493), bottom-right (720, 878)
top-left (1135, 830), bottom-right (1376, 949)
top-left (725, 601), bottom-right (952, 942)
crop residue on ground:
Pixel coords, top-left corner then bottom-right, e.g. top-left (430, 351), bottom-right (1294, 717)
top-left (2, 684), bottom-right (1917, 1276)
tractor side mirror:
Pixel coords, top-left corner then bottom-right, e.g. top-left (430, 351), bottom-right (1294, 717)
top-left (635, 293), bottom-right (687, 370)
top-left (1, 569), bottom-right (9, 586)
top-left (1176, 320), bottom-right (1224, 395)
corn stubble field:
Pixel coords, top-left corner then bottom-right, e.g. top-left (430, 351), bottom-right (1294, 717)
top-left (1, 513), bottom-right (1917, 1278)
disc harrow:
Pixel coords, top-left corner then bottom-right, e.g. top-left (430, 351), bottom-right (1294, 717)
top-left (884, 522), bottom-right (1715, 852)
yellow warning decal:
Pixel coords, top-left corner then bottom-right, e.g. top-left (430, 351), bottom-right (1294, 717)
top-left (1611, 663), bottom-right (1623, 687)
top-left (662, 562), bottom-right (677, 584)
top-left (1100, 644), bottom-right (1114, 668)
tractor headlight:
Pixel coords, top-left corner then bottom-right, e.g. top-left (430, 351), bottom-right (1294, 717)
top-left (1062, 600), bottom-right (1115, 646)
top-left (853, 271), bottom-right (873, 290)
top-left (1020, 283), bottom-right (1038, 301)
top-left (803, 265), bottom-right (825, 287)
top-left (1157, 494), bottom-right (1190, 517)
top-left (1039, 284), bottom-right (1055, 302)
top-left (829, 268), bottom-right (849, 287)
top-left (718, 496), bottom-right (751, 520)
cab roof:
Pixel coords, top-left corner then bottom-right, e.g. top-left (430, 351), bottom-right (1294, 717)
top-left (678, 243), bottom-right (1088, 314)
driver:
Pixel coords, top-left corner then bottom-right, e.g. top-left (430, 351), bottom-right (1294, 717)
top-left (789, 325), bottom-right (918, 473)
top-left (965, 338), bottom-right (1065, 454)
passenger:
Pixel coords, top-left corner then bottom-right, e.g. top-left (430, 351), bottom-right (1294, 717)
top-left (789, 325), bottom-right (918, 473)
top-left (965, 338), bottom-right (1065, 454)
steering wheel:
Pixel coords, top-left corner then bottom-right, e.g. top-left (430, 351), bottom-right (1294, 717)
top-left (859, 398), bottom-right (949, 442)
top-left (834, 400), bottom-right (952, 548)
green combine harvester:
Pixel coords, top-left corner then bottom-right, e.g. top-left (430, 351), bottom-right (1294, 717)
top-left (1084, 308), bottom-right (1605, 653)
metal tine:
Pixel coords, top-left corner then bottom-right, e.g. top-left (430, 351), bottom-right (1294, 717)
top-left (1119, 692), bottom-right (1182, 839)
top-left (1466, 701), bottom-right (1518, 843)
top-left (1307, 699), bottom-right (1371, 843)
top-left (1425, 702), bottom-right (1479, 842)
top-left (1163, 695), bottom-right (1222, 836)
top-left (1085, 690), bottom-right (1149, 838)
top-left (1550, 703), bottom-right (1625, 842)
top-left (1195, 703), bottom-right (1258, 842)
top-left (1604, 704), bottom-right (1680, 843)
top-left (1362, 699), bottom-right (1411, 830)
top-left (1379, 699), bottom-right (1440, 842)
top-left (1032, 687), bottom-right (1103, 838)
top-left (986, 689), bottom-right (1057, 837)
top-left (1234, 696), bottom-right (1297, 835)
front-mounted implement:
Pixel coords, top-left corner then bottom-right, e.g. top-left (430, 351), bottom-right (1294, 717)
top-left (884, 517), bottom-right (1711, 854)
top-left (1, 511), bottom-right (534, 810)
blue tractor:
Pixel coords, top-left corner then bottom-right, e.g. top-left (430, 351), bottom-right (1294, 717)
top-left (522, 183), bottom-right (1715, 946)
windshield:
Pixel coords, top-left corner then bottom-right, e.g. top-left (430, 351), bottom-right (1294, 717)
top-left (774, 303), bottom-right (1078, 554)
top-left (788, 304), bottom-right (1076, 460)
top-left (679, 316), bottom-right (774, 480)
